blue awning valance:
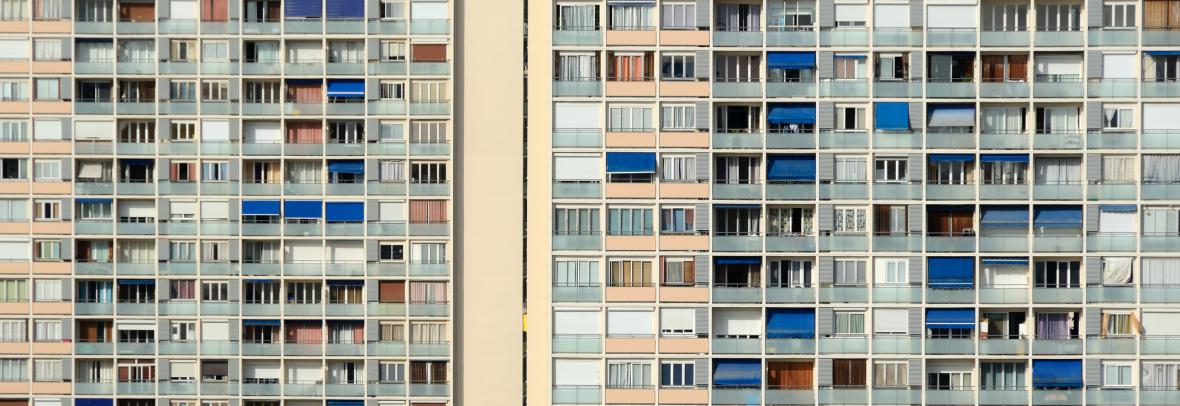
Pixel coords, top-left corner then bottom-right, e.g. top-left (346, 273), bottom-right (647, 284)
top-left (242, 200), bottom-right (280, 216)
top-left (325, 0), bottom-right (363, 17)
top-left (1147, 51), bottom-right (1180, 56)
top-left (928, 257), bottom-right (974, 289)
top-left (982, 258), bottom-right (1029, 266)
top-left (981, 154), bottom-right (1029, 163)
top-left (875, 102), bottom-right (910, 130)
top-left (242, 319), bottom-right (281, 326)
top-left (1100, 204), bottom-right (1137, 213)
top-left (980, 206), bottom-right (1029, 228)
top-left (327, 160), bottom-right (365, 174)
top-left (117, 279), bottom-right (154, 285)
top-left (929, 154), bottom-right (975, 162)
top-left (715, 257), bottom-right (760, 265)
top-left (714, 204), bottom-right (760, 209)
top-left (1034, 206), bottom-right (1082, 228)
top-left (326, 280), bottom-right (364, 286)
top-left (767, 155), bottom-right (816, 181)
top-left (326, 401), bottom-right (364, 406)
top-left (834, 54), bottom-right (866, 59)
top-left (928, 104), bottom-right (975, 127)
top-left (326, 80), bottom-right (365, 98)
top-left (120, 159), bottom-right (153, 166)
top-left (605, 152), bottom-right (657, 173)
top-left (325, 201), bottom-right (364, 222)
top-left (77, 198), bottom-right (112, 204)
top-left (767, 309), bottom-right (815, 339)
top-left (926, 308), bottom-right (976, 329)
top-left (768, 52), bottom-right (816, 70)
top-left (713, 360), bottom-right (761, 386)
top-left (768, 104), bottom-right (816, 125)
top-left (77, 400), bottom-right (113, 406)
top-left (1033, 360), bottom-right (1083, 389)
top-left (284, 200), bottom-right (323, 219)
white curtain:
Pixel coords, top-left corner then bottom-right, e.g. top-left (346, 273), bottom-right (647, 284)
top-left (118, 40), bottom-right (154, 62)
top-left (981, 107), bottom-right (1024, 133)
top-left (1144, 207), bottom-right (1180, 235)
top-left (558, 4), bottom-right (596, 29)
top-left (982, 265), bottom-right (1027, 287)
top-left (1102, 257), bottom-right (1133, 285)
top-left (77, 41), bottom-right (113, 62)
top-left (1102, 156), bottom-right (1135, 182)
top-left (1041, 107), bottom-right (1080, 132)
top-left (1143, 363), bottom-right (1180, 389)
top-left (286, 162), bottom-right (321, 182)
top-left (1144, 155), bottom-right (1180, 183)
top-left (835, 156), bottom-right (866, 182)
top-left (1034, 157), bottom-right (1080, 184)
top-left (1143, 258), bottom-right (1180, 285)
top-left (558, 53), bottom-right (596, 80)
top-left (609, 4), bottom-right (653, 29)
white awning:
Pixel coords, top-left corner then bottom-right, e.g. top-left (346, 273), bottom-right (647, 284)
top-left (116, 320), bottom-right (156, 331)
top-left (78, 162), bottom-right (104, 179)
top-left (928, 106), bottom-right (976, 127)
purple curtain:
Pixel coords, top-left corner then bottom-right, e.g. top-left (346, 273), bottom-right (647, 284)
top-left (1036, 313), bottom-right (1068, 339)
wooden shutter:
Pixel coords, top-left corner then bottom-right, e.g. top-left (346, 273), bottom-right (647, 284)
top-left (411, 44), bottom-right (447, 62)
top-left (378, 281), bottom-right (405, 303)
top-left (409, 200), bottom-right (448, 223)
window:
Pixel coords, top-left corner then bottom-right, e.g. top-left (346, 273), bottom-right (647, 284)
top-left (769, 259), bottom-right (811, 288)
top-left (34, 0), bottom-right (64, 20)
top-left (554, 207), bottom-right (600, 236)
top-left (33, 240), bottom-right (60, 261)
top-left (378, 0), bottom-right (402, 19)
top-left (202, 80), bottom-right (228, 101)
top-left (876, 53), bottom-right (906, 80)
top-left (981, 362), bottom-right (1025, 390)
top-left (0, 359), bottom-right (26, 381)
top-left (660, 207), bottom-right (694, 234)
top-left (607, 207), bottom-right (653, 236)
top-left (201, 281), bottom-right (228, 302)
top-left (661, 2), bottom-right (695, 29)
top-left (661, 155), bottom-right (695, 182)
top-left (874, 362), bottom-right (908, 388)
top-left (607, 361), bottom-right (652, 389)
top-left (660, 361), bottom-right (694, 387)
top-left (836, 105), bottom-right (866, 130)
top-left (981, 159), bottom-right (1027, 185)
top-left (607, 105), bottom-right (652, 132)
top-left (714, 54), bottom-right (761, 82)
top-left (772, 0), bottom-right (814, 27)
top-left (714, 156), bottom-right (760, 184)
top-left (380, 81), bottom-right (405, 100)
top-left (834, 207), bottom-right (867, 233)
top-left (835, 258), bottom-right (866, 285)
top-left (1104, 1), bottom-right (1135, 28)
top-left (555, 258), bottom-right (597, 287)
top-left (875, 258), bottom-right (908, 285)
top-left (201, 40), bottom-right (228, 62)
top-left (1036, 3), bottom-right (1081, 31)
top-left (768, 207), bottom-right (814, 237)
top-left (33, 359), bottom-right (61, 381)
top-left (1105, 312), bottom-right (1133, 336)
top-left (660, 54), bottom-right (695, 80)
top-left (170, 80), bottom-right (197, 101)
top-left (201, 241), bottom-right (228, 262)
top-left (928, 370), bottom-right (973, 390)
top-left (170, 321), bottom-right (195, 341)
top-left (32, 320), bottom-right (58, 341)
top-left (835, 311), bottom-right (865, 335)
top-left (0, 279), bottom-right (27, 302)
top-left (379, 242), bottom-right (404, 262)
top-left (170, 39), bottom-right (196, 61)
top-left (1103, 107), bottom-right (1133, 129)
top-left (875, 157), bottom-right (907, 183)
top-left (982, 3), bottom-right (1028, 30)
top-left (34, 78), bottom-right (58, 101)
top-left (0, 320), bottom-right (25, 341)
top-left (608, 259), bottom-right (652, 287)
top-left (663, 258), bottom-right (692, 285)
top-left (1103, 362), bottom-right (1133, 388)
top-left (929, 159), bottom-right (971, 185)
top-left (33, 199), bottom-right (59, 221)
top-left (379, 362), bottom-right (405, 383)
top-left (1035, 260), bottom-right (1080, 288)
top-left (608, 1), bottom-right (653, 29)
top-left (661, 104), bottom-right (695, 131)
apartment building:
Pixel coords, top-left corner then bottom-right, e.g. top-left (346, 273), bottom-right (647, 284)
top-left (0, 0), bottom-right (525, 404)
top-left (527, 0), bottom-right (1180, 405)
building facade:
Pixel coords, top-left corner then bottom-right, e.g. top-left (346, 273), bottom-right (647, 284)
top-left (527, 0), bottom-right (1180, 405)
top-left (0, 0), bottom-right (526, 404)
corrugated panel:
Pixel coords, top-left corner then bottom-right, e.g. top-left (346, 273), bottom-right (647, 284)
top-left (817, 52), bottom-right (834, 78)
top-left (910, 52), bottom-right (924, 78)
top-left (908, 154), bottom-right (924, 182)
top-left (696, 152), bottom-right (711, 181)
top-left (818, 205), bottom-right (834, 232)
top-left (818, 308), bottom-right (834, 335)
top-left (1086, 153), bottom-right (1102, 180)
top-left (909, 102), bottom-right (924, 129)
top-left (1084, 359), bottom-right (1102, 385)
top-left (1087, 0), bottom-right (1103, 27)
top-left (695, 255), bottom-right (710, 285)
top-left (1086, 101), bottom-right (1102, 130)
top-left (1085, 204), bottom-right (1099, 232)
top-left (908, 204), bottom-right (924, 231)
top-left (818, 0), bottom-right (834, 26)
top-left (909, 257), bottom-right (923, 283)
top-left (1087, 51), bottom-right (1103, 79)
top-left (695, 308), bottom-right (710, 335)
top-left (910, 0), bottom-right (923, 26)
top-left (818, 153), bottom-right (834, 180)
top-left (817, 359), bottom-right (833, 386)
top-left (694, 359), bottom-right (710, 386)
top-left (695, 51), bottom-right (711, 80)
top-left (908, 308), bottom-right (922, 335)
top-left (694, 203), bottom-right (711, 232)
top-left (817, 101), bottom-right (834, 129)
top-left (908, 359), bottom-right (923, 386)
top-left (818, 256), bottom-right (834, 283)
top-left (695, 0), bottom-right (710, 28)
top-left (695, 101), bottom-right (710, 130)
top-left (1086, 257), bottom-right (1103, 285)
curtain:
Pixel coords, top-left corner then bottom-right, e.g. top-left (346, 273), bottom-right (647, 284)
top-left (1143, 363), bottom-right (1180, 389)
top-left (285, 122), bottom-right (322, 144)
top-left (558, 54), bottom-right (596, 80)
top-left (1145, 0), bottom-right (1180, 29)
top-left (981, 107), bottom-right (1024, 133)
top-left (1103, 257), bottom-right (1133, 285)
top-left (558, 4), bottom-right (595, 29)
top-left (409, 200), bottom-right (447, 223)
top-left (201, 0), bottom-right (227, 20)
top-left (409, 281), bottom-right (447, 303)
top-left (835, 157), bottom-right (866, 182)
top-left (1103, 156), bottom-right (1135, 182)
top-left (1145, 155), bottom-right (1180, 183)
top-left (379, 160), bottom-right (404, 181)
top-left (609, 4), bottom-right (652, 29)
top-left (285, 323), bottom-right (322, 344)
top-left (77, 42), bottom-right (113, 62)
top-left (285, 83), bottom-right (322, 103)
top-left (1036, 313), bottom-right (1070, 339)
top-left (1143, 258), bottom-right (1180, 285)
top-left (1034, 157), bottom-right (1080, 184)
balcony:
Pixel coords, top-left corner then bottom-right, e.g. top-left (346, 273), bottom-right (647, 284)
top-left (76, 341), bottom-right (114, 354)
top-left (1035, 131), bottom-right (1083, 149)
top-left (872, 233), bottom-right (921, 252)
top-left (820, 28), bottom-right (868, 46)
top-left (713, 81), bottom-right (762, 98)
top-left (767, 182), bottom-right (816, 200)
top-left (1086, 336), bottom-right (1136, 354)
top-left (871, 335), bottom-right (920, 354)
top-left (1087, 388), bottom-right (1135, 405)
top-left (766, 338), bottom-right (815, 354)
top-left (712, 235), bottom-right (762, 252)
top-left (1033, 183), bottom-right (1082, 200)
top-left (927, 79), bottom-right (975, 98)
top-left (1088, 78), bottom-right (1137, 97)
top-left (926, 234), bottom-right (976, 252)
top-left (818, 335), bottom-right (867, 354)
top-left (873, 79), bottom-right (922, 98)
top-left (980, 80), bottom-right (1030, 98)
top-left (980, 132), bottom-right (1029, 149)
top-left (819, 130), bottom-right (868, 149)
top-left (819, 235), bottom-right (868, 252)
top-left (872, 285), bottom-right (921, 303)
top-left (553, 335), bottom-right (601, 354)
top-left (979, 337), bottom-right (1028, 355)
top-left (979, 235), bottom-right (1028, 252)
top-left (75, 21), bottom-right (114, 34)
top-left (819, 79), bottom-right (869, 97)
top-left (712, 285), bottom-right (762, 303)
top-left (767, 27), bottom-right (816, 45)
top-left (1033, 234), bottom-right (1082, 252)
top-left (927, 183), bottom-right (975, 200)
top-left (981, 29), bottom-right (1030, 46)
top-left (875, 28), bottom-right (922, 46)
top-left (1089, 28), bottom-right (1137, 45)
top-left (76, 100), bottom-right (114, 114)
top-left (873, 388), bottom-right (921, 405)
top-left (1142, 337), bottom-right (1180, 354)
top-left (368, 341), bottom-right (406, 356)
top-left (1086, 132), bottom-right (1136, 150)
top-left (1032, 389), bottom-right (1081, 405)
top-left (1144, 183), bottom-right (1180, 200)
top-left (1032, 286), bottom-right (1082, 303)
top-left (158, 381), bottom-right (197, 395)
top-left (553, 28), bottom-right (602, 46)
top-left (553, 78), bottom-right (602, 97)
top-left (75, 382), bottom-right (113, 395)
top-left (927, 28), bottom-right (975, 46)
top-left (925, 338), bottom-right (975, 354)
top-left (713, 182), bottom-right (762, 199)
top-left (819, 182), bottom-right (868, 199)
top-left (1034, 78), bottom-right (1084, 98)
top-left (1030, 337), bottom-right (1082, 354)
top-left (158, 340), bottom-right (199, 355)
top-left (927, 389), bottom-right (975, 405)
top-left (1086, 233), bottom-right (1135, 252)
top-left (981, 389), bottom-right (1029, 405)
top-left (926, 288), bottom-right (974, 304)
top-left (768, 387), bottom-right (816, 404)
top-left (712, 337), bottom-right (761, 354)
top-left (553, 386), bottom-right (600, 404)
top-left (819, 387), bottom-right (869, 404)
top-left (767, 80), bottom-right (817, 97)
top-left (766, 286), bottom-right (815, 303)
top-left (873, 131), bottom-right (920, 149)
top-left (766, 235), bottom-right (817, 252)
top-left (714, 28), bottom-right (763, 46)
top-left (712, 131), bottom-right (762, 149)
top-left (1143, 389), bottom-right (1180, 405)
top-left (926, 130), bottom-right (976, 149)
top-left (242, 62), bottom-right (280, 75)
top-left (1034, 29), bottom-right (1084, 46)
top-left (1143, 285), bottom-right (1180, 302)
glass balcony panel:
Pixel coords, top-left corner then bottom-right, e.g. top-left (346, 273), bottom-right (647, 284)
top-left (925, 338), bottom-right (975, 354)
top-left (926, 28), bottom-right (975, 46)
top-left (818, 336), bottom-right (867, 354)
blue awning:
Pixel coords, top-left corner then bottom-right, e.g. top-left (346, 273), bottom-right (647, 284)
top-left (327, 160), bottom-right (365, 174)
top-left (929, 154), bottom-right (975, 162)
top-left (875, 102), bottom-right (910, 130)
top-left (285, 0), bottom-right (322, 17)
top-left (1100, 204), bottom-right (1137, 213)
top-left (768, 104), bottom-right (816, 125)
top-left (287, 79), bottom-right (322, 85)
top-left (767, 309), bottom-right (815, 339)
top-left (928, 104), bottom-right (975, 127)
top-left (834, 54), bottom-right (866, 59)
top-left (767, 52), bottom-right (816, 70)
top-left (926, 308), bottom-right (976, 329)
top-left (980, 154), bottom-right (1029, 163)
top-left (713, 360), bottom-right (761, 386)
top-left (982, 258), bottom-right (1029, 266)
top-left (77, 400), bottom-right (113, 406)
top-left (326, 401), bottom-right (364, 406)
top-left (1033, 360), bottom-right (1083, 389)
top-left (120, 159), bottom-right (153, 166)
top-left (242, 200), bottom-right (280, 216)
top-left (76, 198), bottom-right (112, 204)
top-left (284, 200), bottom-right (323, 219)
top-left (980, 206), bottom-right (1029, 228)
top-left (245, 279), bottom-right (276, 283)
top-left (1147, 51), bottom-right (1180, 56)
top-left (242, 319), bottom-right (281, 326)
top-left (1034, 206), bottom-right (1082, 228)
top-left (325, 202), bottom-right (364, 222)
top-left (326, 80), bottom-right (365, 99)
top-left (326, 280), bottom-right (364, 286)
top-left (714, 204), bottom-right (760, 209)
top-left (325, 0), bottom-right (363, 17)
top-left (927, 257), bottom-right (974, 289)
top-left (117, 279), bottom-right (154, 285)
top-left (767, 155), bottom-right (816, 181)
top-left (605, 152), bottom-right (657, 173)
top-left (715, 257), bottom-right (761, 265)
